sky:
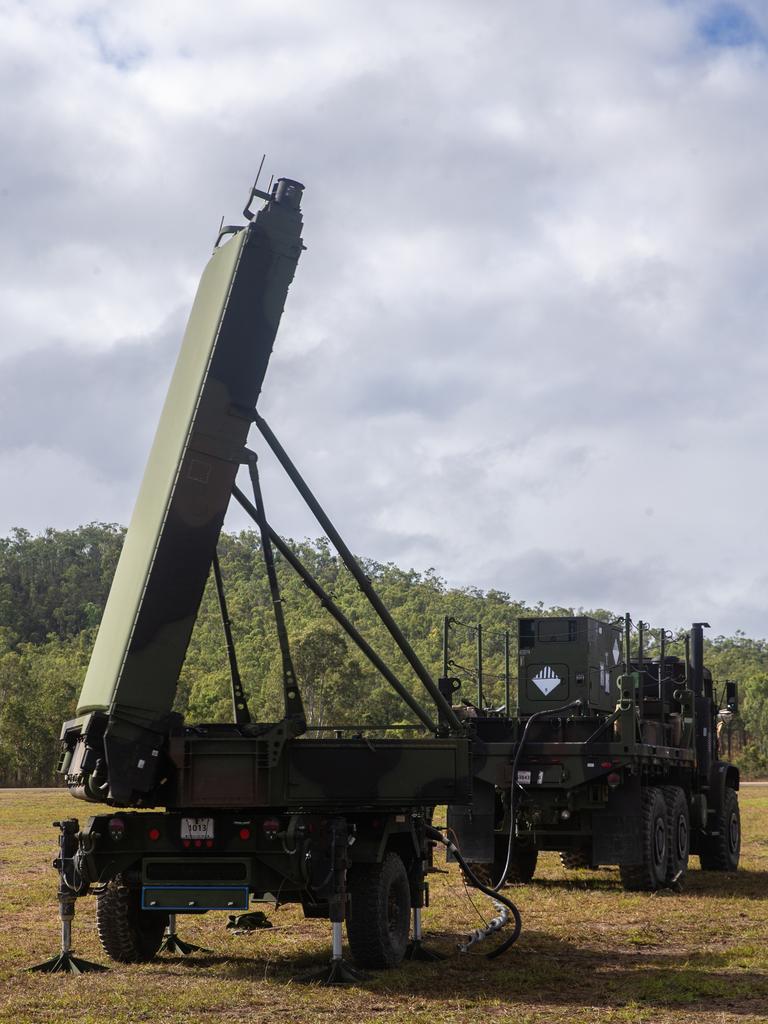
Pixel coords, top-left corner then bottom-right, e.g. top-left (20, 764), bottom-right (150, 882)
top-left (1, 0), bottom-right (767, 638)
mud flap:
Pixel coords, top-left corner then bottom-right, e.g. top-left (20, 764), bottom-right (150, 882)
top-left (447, 781), bottom-right (495, 863)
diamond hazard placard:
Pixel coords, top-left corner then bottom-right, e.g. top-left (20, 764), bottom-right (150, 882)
top-left (531, 666), bottom-right (562, 696)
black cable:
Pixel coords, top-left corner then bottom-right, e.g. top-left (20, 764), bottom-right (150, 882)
top-left (425, 825), bottom-right (522, 959)
top-left (492, 698), bottom-right (583, 890)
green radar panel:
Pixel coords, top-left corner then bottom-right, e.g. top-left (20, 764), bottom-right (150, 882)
top-left (70, 179), bottom-right (305, 803)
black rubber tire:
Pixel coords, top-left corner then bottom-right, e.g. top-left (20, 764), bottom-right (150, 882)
top-left (560, 848), bottom-right (592, 870)
top-left (505, 845), bottom-right (538, 883)
top-left (699, 787), bottom-right (741, 872)
top-left (663, 785), bottom-right (690, 886)
top-left (96, 876), bottom-right (168, 963)
top-left (346, 852), bottom-right (410, 968)
top-left (619, 786), bottom-right (668, 892)
top-left (466, 837), bottom-right (538, 886)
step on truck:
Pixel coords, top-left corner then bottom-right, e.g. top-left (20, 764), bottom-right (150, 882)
top-left (446, 614), bottom-right (741, 891)
top-left (34, 176), bottom-right (521, 980)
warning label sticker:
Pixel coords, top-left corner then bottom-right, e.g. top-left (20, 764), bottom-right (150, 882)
top-left (531, 666), bottom-right (562, 696)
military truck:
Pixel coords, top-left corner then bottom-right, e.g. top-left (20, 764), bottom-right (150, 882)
top-left (448, 614), bottom-right (741, 892)
top-left (35, 176), bottom-right (522, 980)
top-left (34, 174), bottom-right (735, 983)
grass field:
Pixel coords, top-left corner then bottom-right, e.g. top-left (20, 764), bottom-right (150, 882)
top-left (0, 787), bottom-right (766, 1024)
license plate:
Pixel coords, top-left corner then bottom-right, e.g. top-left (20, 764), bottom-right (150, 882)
top-left (181, 817), bottom-right (215, 840)
top-left (516, 770), bottom-right (532, 785)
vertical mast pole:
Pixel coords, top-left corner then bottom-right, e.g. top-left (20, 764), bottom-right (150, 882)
top-left (504, 630), bottom-right (511, 716)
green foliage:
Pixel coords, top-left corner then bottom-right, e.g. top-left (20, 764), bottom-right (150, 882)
top-left (734, 743), bottom-right (768, 780)
top-left (1, 524), bottom-right (768, 784)
top-left (0, 524), bottom-right (124, 644)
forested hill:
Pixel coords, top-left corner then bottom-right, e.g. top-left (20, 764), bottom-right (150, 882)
top-left (1, 525), bottom-right (767, 786)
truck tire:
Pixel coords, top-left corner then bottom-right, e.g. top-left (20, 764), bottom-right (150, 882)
top-left (346, 852), bottom-right (410, 968)
top-left (466, 838), bottom-right (538, 886)
top-left (619, 786), bottom-right (668, 892)
top-left (699, 787), bottom-right (740, 872)
top-left (560, 848), bottom-right (592, 870)
top-left (505, 845), bottom-right (538, 883)
top-left (96, 876), bottom-right (168, 963)
top-left (662, 785), bottom-right (689, 885)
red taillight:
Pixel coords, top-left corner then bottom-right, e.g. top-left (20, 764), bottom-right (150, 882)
top-left (600, 761), bottom-right (612, 769)
top-left (182, 839), bottom-right (191, 849)
top-left (205, 839), bottom-right (214, 848)
top-left (607, 772), bottom-right (621, 788)
top-left (263, 817), bottom-right (280, 835)
top-left (239, 827), bottom-right (251, 841)
top-left (148, 827), bottom-right (160, 841)
top-left (194, 839), bottom-right (202, 848)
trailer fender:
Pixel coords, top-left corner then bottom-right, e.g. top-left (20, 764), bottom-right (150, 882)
top-left (352, 815), bottom-right (423, 867)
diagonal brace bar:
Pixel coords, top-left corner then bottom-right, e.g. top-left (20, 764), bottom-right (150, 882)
top-left (211, 550), bottom-right (251, 726)
top-left (232, 484), bottom-right (438, 734)
top-left (252, 414), bottom-right (463, 733)
top-left (245, 453), bottom-right (306, 733)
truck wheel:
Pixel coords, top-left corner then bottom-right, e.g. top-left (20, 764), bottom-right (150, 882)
top-left (560, 848), bottom-right (592, 870)
top-left (96, 876), bottom-right (168, 963)
top-left (501, 842), bottom-right (538, 883)
top-left (619, 786), bottom-right (668, 892)
top-left (662, 786), bottom-right (689, 885)
top-left (467, 838), bottom-right (538, 886)
top-left (699, 787), bottom-right (740, 872)
top-left (346, 852), bottom-right (410, 968)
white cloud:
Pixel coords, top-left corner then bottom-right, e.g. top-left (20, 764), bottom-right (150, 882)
top-left (1, 0), bottom-right (768, 636)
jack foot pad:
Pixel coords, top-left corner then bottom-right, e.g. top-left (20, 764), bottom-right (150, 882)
top-left (159, 934), bottom-right (210, 955)
top-left (404, 939), bottom-right (445, 962)
top-left (28, 952), bottom-right (109, 975)
top-left (296, 957), bottom-right (368, 986)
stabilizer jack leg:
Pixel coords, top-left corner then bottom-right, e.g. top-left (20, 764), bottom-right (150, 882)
top-left (296, 818), bottom-right (366, 985)
top-left (404, 907), bottom-right (445, 962)
top-left (29, 819), bottom-right (107, 975)
top-left (297, 921), bottom-right (367, 986)
top-left (29, 893), bottom-right (108, 975)
top-left (158, 913), bottom-right (209, 955)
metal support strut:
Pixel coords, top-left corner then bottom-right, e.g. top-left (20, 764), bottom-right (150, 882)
top-left (212, 550), bottom-right (251, 726)
top-left (245, 452), bottom-right (306, 733)
top-left (231, 484), bottom-right (438, 734)
top-left (253, 413), bottom-right (463, 733)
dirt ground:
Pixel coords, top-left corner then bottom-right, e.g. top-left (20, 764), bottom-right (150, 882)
top-left (0, 786), bottom-right (766, 1024)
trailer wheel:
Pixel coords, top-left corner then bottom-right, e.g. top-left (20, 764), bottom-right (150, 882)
top-left (346, 852), bottom-right (410, 968)
top-left (96, 876), bottom-right (168, 963)
top-left (662, 785), bottom-right (689, 885)
top-left (699, 787), bottom-right (740, 872)
top-left (619, 786), bottom-right (668, 892)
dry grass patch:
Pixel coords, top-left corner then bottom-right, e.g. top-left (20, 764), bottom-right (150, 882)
top-left (0, 786), bottom-right (766, 1024)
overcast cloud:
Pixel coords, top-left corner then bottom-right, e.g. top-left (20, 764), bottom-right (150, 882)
top-left (1, 0), bottom-right (767, 636)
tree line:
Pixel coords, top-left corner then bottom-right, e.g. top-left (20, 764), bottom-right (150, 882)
top-left (1, 524), bottom-right (766, 786)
